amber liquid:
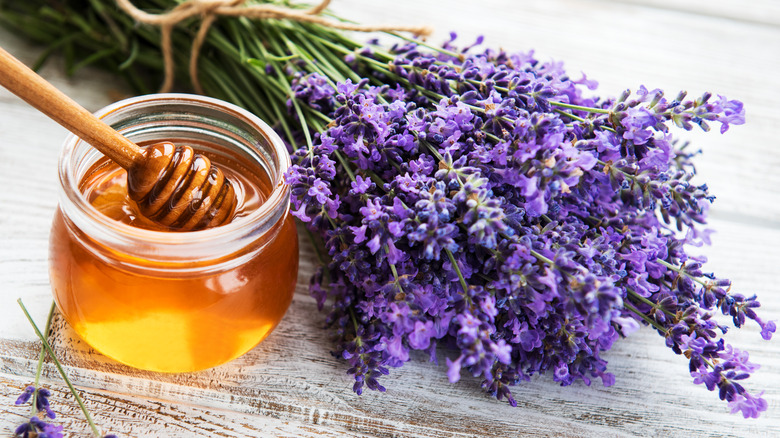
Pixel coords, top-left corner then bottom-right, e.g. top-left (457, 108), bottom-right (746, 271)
top-left (50, 146), bottom-right (298, 372)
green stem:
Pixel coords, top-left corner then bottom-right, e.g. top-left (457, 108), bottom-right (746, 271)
top-left (348, 306), bottom-right (362, 334)
top-left (333, 150), bottom-right (357, 182)
top-left (530, 250), bottom-right (555, 267)
top-left (597, 159), bottom-right (646, 186)
top-left (280, 33), bottom-right (341, 88)
top-left (384, 31), bottom-right (462, 60)
top-left (303, 226), bottom-right (327, 266)
top-left (312, 35), bottom-right (443, 101)
top-left (17, 299), bottom-right (102, 438)
top-left (446, 249), bottom-right (470, 297)
top-left (626, 288), bottom-right (676, 317)
top-left (265, 87), bottom-right (298, 148)
top-left (392, 60), bottom-right (608, 133)
top-left (656, 259), bottom-right (708, 287)
top-left (29, 301), bottom-right (56, 417)
top-left (387, 258), bottom-right (405, 295)
top-left (550, 101), bottom-right (611, 114)
top-left (362, 168), bottom-right (387, 189)
top-left (291, 96), bottom-right (315, 151)
top-left (301, 31), bottom-right (363, 83)
top-left (624, 301), bottom-right (667, 332)
top-left (421, 140), bottom-right (467, 187)
top-left (289, 26), bottom-right (357, 85)
top-left (554, 109), bottom-right (617, 134)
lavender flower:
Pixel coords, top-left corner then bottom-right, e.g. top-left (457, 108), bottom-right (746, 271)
top-left (14, 385), bottom-right (63, 437)
top-left (15, 417), bottom-right (63, 438)
top-left (14, 386), bottom-right (35, 406)
top-left (15, 385), bottom-right (55, 419)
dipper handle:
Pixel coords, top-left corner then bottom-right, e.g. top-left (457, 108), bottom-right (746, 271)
top-left (0, 45), bottom-right (142, 169)
top-left (0, 45), bottom-right (237, 230)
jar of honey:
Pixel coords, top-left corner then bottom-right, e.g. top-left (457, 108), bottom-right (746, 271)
top-left (50, 94), bottom-right (299, 372)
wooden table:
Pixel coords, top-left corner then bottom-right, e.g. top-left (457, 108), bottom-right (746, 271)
top-left (1, 1), bottom-right (779, 436)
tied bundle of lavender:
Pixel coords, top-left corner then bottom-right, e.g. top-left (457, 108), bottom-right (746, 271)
top-left (0, 0), bottom-right (774, 419)
top-left (286, 42), bottom-right (774, 418)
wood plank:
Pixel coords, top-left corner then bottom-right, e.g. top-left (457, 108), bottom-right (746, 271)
top-left (603, 0), bottom-right (780, 27)
top-left (0, 374), bottom-right (385, 438)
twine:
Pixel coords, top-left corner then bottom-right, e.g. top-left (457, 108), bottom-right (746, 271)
top-left (116, 0), bottom-right (433, 93)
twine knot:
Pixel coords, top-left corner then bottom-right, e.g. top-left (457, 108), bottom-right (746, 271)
top-left (116, 0), bottom-right (433, 93)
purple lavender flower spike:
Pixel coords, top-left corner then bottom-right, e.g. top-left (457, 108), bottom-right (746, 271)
top-left (35, 388), bottom-right (56, 419)
top-left (728, 391), bottom-right (768, 419)
top-left (14, 385), bottom-right (56, 419)
top-left (714, 96), bottom-right (745, 133)
top-left (15, 417), bottom-right (63, 438)
top-left (408, 320), bottom-right (435, 350)
top-left (15, 385), bottom-right (35, 405)
top-left (758, 319), bottom-right (776, 341)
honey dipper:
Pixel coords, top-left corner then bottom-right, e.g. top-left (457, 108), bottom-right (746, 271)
top-left (0, 46), bottom-right (237, 231)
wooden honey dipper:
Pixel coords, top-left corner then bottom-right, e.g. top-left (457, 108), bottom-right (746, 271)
top-left (0, 46), bottom-right (237, 231)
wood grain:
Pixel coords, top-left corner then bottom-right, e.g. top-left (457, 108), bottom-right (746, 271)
top-left (603, 0), bottom-right (780, 27)
top-left (1, 1), bottom-right (779, 437)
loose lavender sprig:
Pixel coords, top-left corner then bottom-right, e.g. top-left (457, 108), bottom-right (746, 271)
top-left (13, 302), bottom-right (61, 438)
top-left (16, 299), bottom-right (117, 437)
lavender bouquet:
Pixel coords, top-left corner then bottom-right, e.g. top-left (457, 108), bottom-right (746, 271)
top-left (284, 41), bottom-right (774, 418)
top-left (0, 0), bottom-right (774, 420)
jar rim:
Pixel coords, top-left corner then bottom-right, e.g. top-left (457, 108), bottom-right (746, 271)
top-left (58, 93), bottom-right (291, 261)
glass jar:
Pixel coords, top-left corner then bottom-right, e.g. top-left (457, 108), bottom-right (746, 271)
top-left (50, 94), bottom-right (298, 372)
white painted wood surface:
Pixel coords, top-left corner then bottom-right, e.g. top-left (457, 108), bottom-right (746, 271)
top-left (1, 1), bottom-right (779, 436)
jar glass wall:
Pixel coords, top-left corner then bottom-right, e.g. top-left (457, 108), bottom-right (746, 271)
top-left (49, 94), bottom-right (298, 372)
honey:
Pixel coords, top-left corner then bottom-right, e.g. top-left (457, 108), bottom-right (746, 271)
top-left (50, 94), bottom-right (298, 372)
